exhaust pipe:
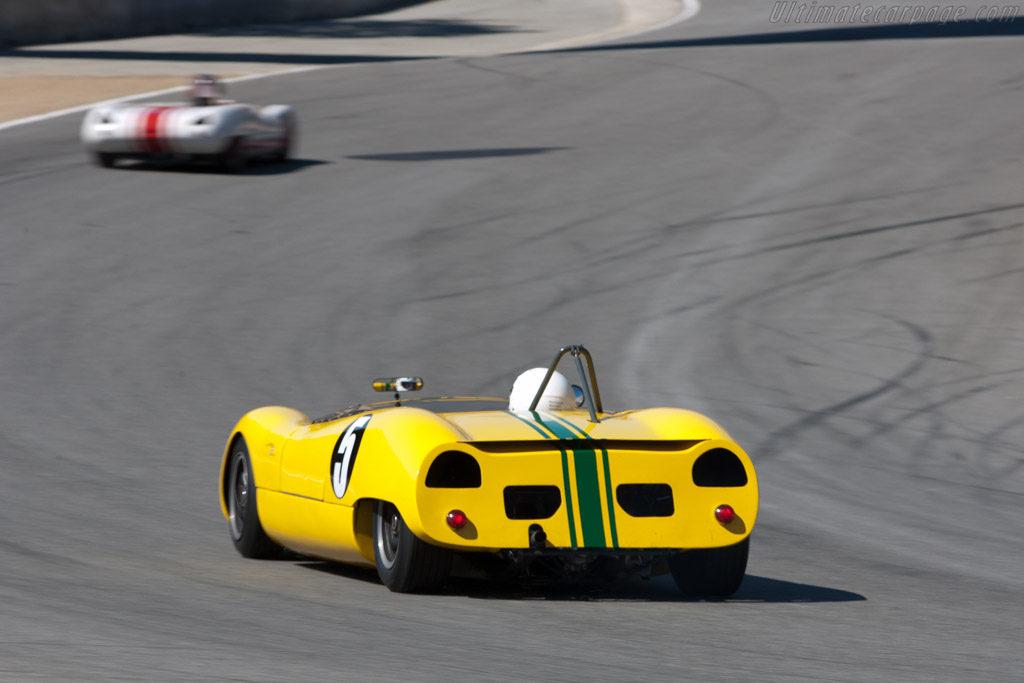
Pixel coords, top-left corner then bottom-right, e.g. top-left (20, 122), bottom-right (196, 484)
top-left (528, 524), bottom-right (547, 550)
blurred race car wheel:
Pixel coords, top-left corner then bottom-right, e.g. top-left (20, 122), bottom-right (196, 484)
top-left (220, 136), bottom-right (246, 173)
top-left (227, 437), bottom-right (281, 558)
top-left (373, 500), bottom-right (452, 593)
top-left (669, 537), bottom-right (749, 598)
top-left (272, 121), bottom-right (294, 163)
top-left (94, 153), bottom-right (118, 168)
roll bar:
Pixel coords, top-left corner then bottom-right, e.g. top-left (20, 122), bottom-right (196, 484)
top-left (528, 344), bottom-right (603, 423)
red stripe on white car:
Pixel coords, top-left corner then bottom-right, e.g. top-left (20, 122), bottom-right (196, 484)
top-left (140, 107), bottom-right (171, 153)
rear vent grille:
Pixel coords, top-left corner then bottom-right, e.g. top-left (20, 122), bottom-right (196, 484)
top-left (616, 484), bottom-right (674, 517)
top-left (692, 448), bottom-right (748, 487)
top-left (425, 451), bottom-right (481, 488)
top-left (503, 486), bottom-right (561, 519)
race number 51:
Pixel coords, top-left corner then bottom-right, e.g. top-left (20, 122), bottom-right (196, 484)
top-left (331, 415), bottom-right (371, 499)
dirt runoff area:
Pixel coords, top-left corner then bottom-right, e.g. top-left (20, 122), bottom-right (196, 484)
top-left (0, 0), bottom-right (688, 125)
top-left (0, 76), bottom-right (198, 122)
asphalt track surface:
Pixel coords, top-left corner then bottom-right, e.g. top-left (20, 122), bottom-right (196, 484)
top-left (3, 4), bottom-right (1024, 682)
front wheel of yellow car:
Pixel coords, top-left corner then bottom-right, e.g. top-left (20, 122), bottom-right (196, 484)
top-left (669, 537), bottom-right (749, 598)
top-left (227, 437), bottom-right (281, 559)
top-left (372, 500), bottom-right (452, 593)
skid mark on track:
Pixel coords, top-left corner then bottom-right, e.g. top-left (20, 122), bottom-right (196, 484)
top-left (755, 203), bottom-right (1024, 254)
top-left (756, 315), bottom-right (933, 459)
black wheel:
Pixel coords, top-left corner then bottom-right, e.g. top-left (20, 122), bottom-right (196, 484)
top-left (220, 137), bottom-right (246, 173)
top-left (226, 437), bottom-right (281, 558)
top-left (94, 153), bottom-right (117, 168)
top-left (372, 500), bottom-right (452, 593)
top-left (272, 121), bottom-right (294, 162)
top-left (670, 537), bottom-right (749, 598)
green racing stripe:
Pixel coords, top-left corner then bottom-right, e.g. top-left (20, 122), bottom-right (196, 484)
top-left (506, 411), bottom-right (577, 547)
top-left (544, 413), bottom-right (619, 549)
top-left (533, 413), bottom-right (610, 548)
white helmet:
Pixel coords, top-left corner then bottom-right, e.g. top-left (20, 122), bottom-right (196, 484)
top-left (509, 368), bottom-right (576, 413)
top-left (189, 74), bottom-right (224, 106)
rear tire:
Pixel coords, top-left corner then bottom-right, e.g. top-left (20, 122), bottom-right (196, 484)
top-left (226, 437), bottom-right (281, 559)
top-left (220, 137), bottom-right (246, 173)
top-left (94, 153), bottom-right (117, 168)
top-left (670, 537), bottom-right (749, 598)
top-left (273, 121), bottom-right (294, 163)
top-left (372, 500), bottom-right (452, 593)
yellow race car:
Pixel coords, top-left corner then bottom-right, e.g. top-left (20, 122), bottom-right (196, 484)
top-left (219, 345), bottom-right (758, 595)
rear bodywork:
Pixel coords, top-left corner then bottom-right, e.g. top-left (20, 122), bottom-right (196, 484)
top-left (218, 397), bottom-right (758, 571)
top-left (81, 101), bottom-right (292, 161)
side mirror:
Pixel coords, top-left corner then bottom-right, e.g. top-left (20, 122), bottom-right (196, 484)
top-left (572, 385), bottom-right (585, 407)
top-left (373, 377), bottom-right (423, 393)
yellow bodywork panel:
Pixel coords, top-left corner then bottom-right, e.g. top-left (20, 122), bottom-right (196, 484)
top-left (256, 489), bottom-right (373, 566)
top-left (413, 438), bottom-right (756, 552)
top-left (219, 399), bottom-right (758, 561)
top-left (217, 406), bottom-right (307, 519)
top-left (444, 407), bottom-right (733, 442)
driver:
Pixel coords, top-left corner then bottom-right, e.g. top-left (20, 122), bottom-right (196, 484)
top-left (189, 74), bottom-right (224, 106)
top-left (508, 368), bottom-right (577, 413)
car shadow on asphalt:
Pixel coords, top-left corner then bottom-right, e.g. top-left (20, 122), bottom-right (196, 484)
top-left (108, 157), bottom-right (328, 175)
top-left (346, 147), bottom-right (571, 162)
top-left (297, 560), bottom-right (382, 584)
top-left (728, 575), bottom-right (866, 603)
top-left (296, 561), bottom-right (866, 603)
top-left (450, 574), bottom-right (866, 603)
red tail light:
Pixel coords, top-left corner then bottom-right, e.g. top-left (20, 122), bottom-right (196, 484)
top-left (714, 504), bottom-right (736, 524)
top-left (446, 509), bottom-right (468, 530)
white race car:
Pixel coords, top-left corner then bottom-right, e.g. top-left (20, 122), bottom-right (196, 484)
top-left (80, 77), bottom-right (295, 172)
